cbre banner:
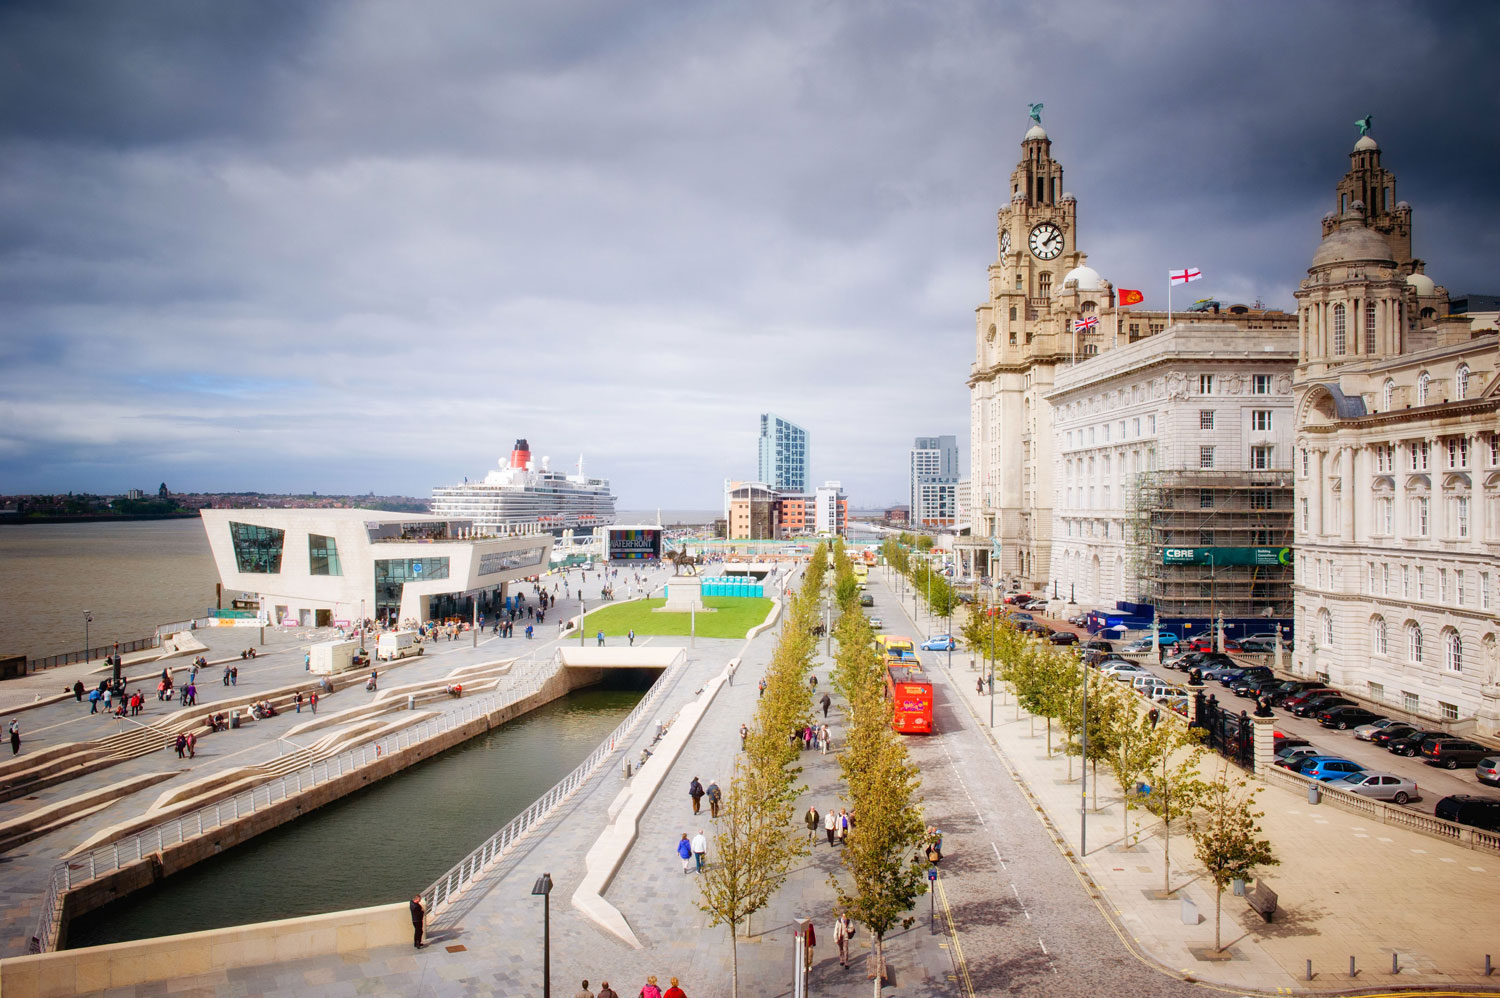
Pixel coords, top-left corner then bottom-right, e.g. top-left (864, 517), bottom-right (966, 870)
top-left (1162, 546), bottom-right (1292, 567)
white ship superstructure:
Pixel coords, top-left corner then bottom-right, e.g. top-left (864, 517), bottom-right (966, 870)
top-left (430, 440), bottom-right (617, 538)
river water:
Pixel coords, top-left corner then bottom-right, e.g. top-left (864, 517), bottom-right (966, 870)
top-left (0, 519), bottom-right (219, 661)
top-left (66, 680), bottom-right (647, 948)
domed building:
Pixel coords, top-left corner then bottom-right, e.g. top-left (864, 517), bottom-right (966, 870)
top-left (1292, 128), bottom-right (1500, 736)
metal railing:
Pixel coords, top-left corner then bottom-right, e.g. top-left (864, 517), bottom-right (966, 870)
top-left (1261, 763), bottom-right (1500, 854)
top-left (27, 636), bottom-right (159, 673)
top-left (420, 648), bottom-right (685, 917)
top-left (28, 652), bottom-right (561, 952)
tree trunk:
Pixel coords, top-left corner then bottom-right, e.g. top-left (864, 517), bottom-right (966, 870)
top-left (1162, 818), bottom-right (1170, 894)
top-left (1214, 883), bottom-right (1223, 952)
top-left (730, 924), bottom-right (740, 998)
top-left (1045, 716), bottom-right (1052, 755)
top-left (872, 932), bottom-right (885, 998)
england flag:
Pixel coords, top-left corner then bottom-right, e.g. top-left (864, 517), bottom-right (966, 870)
top-left (1169, 268), bottom-right (1203, 286)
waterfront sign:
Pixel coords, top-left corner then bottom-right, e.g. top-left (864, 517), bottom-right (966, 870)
top-left (1161, 546), bottom-right (1292, 566)
top-left (609, 527), bottom-right (662, 561)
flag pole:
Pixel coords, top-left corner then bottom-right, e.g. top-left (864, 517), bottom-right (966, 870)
top-left (1167, 276), bottom-right (1172, 329)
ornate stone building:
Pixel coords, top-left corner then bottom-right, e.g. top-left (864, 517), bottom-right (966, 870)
top-left (1291, 130), bottom-right (1500, 735)
top-left (960, 118), bottom-right (1294, 590)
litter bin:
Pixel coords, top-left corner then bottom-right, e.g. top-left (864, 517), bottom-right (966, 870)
top-left (407, 694), bottom-right (416, 711)
top-left (1307, 782), bottom-right (1321, 804)
top-left (229, 714), bottom-right (241, 730)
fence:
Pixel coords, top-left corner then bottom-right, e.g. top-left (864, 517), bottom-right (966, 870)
top-left (420, 648), bottom-right (684, 917)
top-left (27, 636), bottom-right (159, 673)
top-left (1261, 763), bottom-right (1500, 854)
top-left (29, 652), bottom-right (561, 953)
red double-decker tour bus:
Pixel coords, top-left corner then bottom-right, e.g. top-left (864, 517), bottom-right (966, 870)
top-left (885, 664), bottom-right (934, 734)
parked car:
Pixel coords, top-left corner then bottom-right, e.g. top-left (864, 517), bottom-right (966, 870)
top-left (1218, 665), bottom-right (1274, 687)
top-left (920, 635), bottom-right (957, 651)
top-left (1007, 612), bottom-right (1034, 622)
top-left (1267, 682), bottom-right (1329, 707)
top-left (1198, 663), bottom-right (1245, 682)
top-left (1370, 724), bottom-right (1422, 749)
top-left (1420, 738), bottom-right (1493, 770)
top-left (1274, 744), bottom-right (1319, 763)
top-left (1329, 772), bottom-right (1419, 805)
top-left (1273, 734), bottom-right (1312, 752)
top-left (1353, 717), bottom-right (1408, 742)
top-left (1278, 753), bottom-right (1327, 774)
top-left (1434, 795), bottom-right (1500, 833)
top-left (1317, 706), bottom-right (1385, 730)
top-left (1101, 662), bottom-right (1152, 681)
top-left (1291, 695), bottom-right (1356, 719)
top-left (1149, 685), bottom-right (1190, 704)
top-left (1280, 688), bottom-right (1337, 711)
top-left (1231, 675), bottom-right (1284, 699)
top-left (1237, 636), bottom-right (1279, 653)
top-left (1082, 639), bottom-right (1114, 654)
top-left (1120, 638), bottom-right (1155, 653)
top-left (1049, 631), bottom-right (1080, 645)
top-left (1067, 614), bottom-right (1089, 627)
top-left (1003, 592), bottom-right (1033, 605)
top-left (1384, 730), bottom-right (1448, 758)
top-left (1302, 757), bottom-right (1367, 782)
top-left (1477, 757), bottom-right (1500, 787)
top-left (1188, 636), bottom-right (1243, 653)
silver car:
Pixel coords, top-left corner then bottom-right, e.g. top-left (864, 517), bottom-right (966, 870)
top-left (1353, 717), bottom-right (1407, 742)
top-left (1329, 771), bottom-right (1419, 805)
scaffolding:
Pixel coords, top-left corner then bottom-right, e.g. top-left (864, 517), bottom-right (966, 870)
top-left (1128, 469), bottom-right (1295, 627)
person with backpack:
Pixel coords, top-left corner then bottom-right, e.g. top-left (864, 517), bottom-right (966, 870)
top-left (688, 776), bottom-right (705, 815)
top-left (705, 779), bottom-right (722, 818)
top-left (834, 912), bottom-right (855, 968)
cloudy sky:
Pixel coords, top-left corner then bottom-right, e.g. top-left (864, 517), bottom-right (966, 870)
top-left (2, 1), bottom-right (1496, 509)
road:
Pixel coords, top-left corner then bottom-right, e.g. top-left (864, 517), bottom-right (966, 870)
top-left (874, 575), bottom-right (1207, 998)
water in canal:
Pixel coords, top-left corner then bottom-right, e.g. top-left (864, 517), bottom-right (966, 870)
top-left (66, 677), bottom-right (651, 948)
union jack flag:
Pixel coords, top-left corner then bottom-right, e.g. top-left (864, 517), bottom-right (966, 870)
top-left (1073, 316), bottom-right (1099, 332)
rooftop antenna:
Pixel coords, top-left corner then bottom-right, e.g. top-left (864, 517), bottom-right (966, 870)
top-left (657, 508), bottom-right (663, 527)
top-left (577, 453), bottom-right (584, 477)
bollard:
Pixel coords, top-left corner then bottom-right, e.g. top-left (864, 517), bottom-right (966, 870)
top-left (1487, 954), bottom-right (1493, 976)
top-left (623, 760), bottom-right (632, 780)
top-left (1306, 959), bottom-right (1313, 981)
top-left (1349, 955), bottom-right (1357, 978)
top-left (1392, 952), bottom-right (1399, 974)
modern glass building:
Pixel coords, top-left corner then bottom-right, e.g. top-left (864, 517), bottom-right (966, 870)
top-left (758, 413), bottom-right (810, 494)
top-left (911, 435), bottom-right (960, 526)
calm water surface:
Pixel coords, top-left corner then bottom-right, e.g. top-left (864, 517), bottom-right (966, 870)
top-left (0, 519), bottom-right (219, 660)
top-left (66, 682), bottom-right (646, 948)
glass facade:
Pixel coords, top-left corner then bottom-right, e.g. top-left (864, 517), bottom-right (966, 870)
top-left (229, 522), bottom-right (285, 574)
top-left (374, 557), bottom-right (451, 622)
top-left (308, 534), bottom-right (342, 576)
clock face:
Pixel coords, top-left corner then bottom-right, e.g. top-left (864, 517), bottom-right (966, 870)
top-left (1029, 222), bottom-right (1063, 260)
top-left (999, 230), bottom-right (1011, 256)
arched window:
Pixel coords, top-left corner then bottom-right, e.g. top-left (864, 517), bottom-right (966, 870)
top-left (1320, 609), bottom-right (1334, 646)
top-left (1332, 304), bottom-right (1346, 355)
top-left (1372, 616), bottom-right (1387, 656)
top-left (1081, 300), bottom-right (1097, 313)
top-left (1418, 371), bottom-right (1431, 406)
top-left (1421, 306), bottom-right (1436, 320)
top-left (1365, 300), bottom-right (1377, 353)
top-left (1009, 306), bottom-right (1017, 322)
top-left (1383, 379), bottom-right (1395, 411)
top-left (1407, 622), bottom-right (1424, 663)
top-left (1445, 630), bottom-right (1463, 672)
top-left (1456, 365), bottom-right (1471, 401)
top-left (1010, 329), bottom-right (1017, 345)
top-left (987, 324), bottom-right (996, 342)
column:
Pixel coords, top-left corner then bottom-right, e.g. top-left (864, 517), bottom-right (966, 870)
top-left (1341, 446), bottom-right (1356, 542)
top-left (1428, 435), bottom-right (1444, 540)
top-left (1351, 297), bottom-right (1361, 355)
top-left (1391, 440), bottom-right (1406, 538)
top-left (1311, 449), bottom-right (1325, 537)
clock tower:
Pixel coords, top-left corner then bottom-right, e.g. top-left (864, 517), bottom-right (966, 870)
top-left (964, 117), bottom-right (1096, 590)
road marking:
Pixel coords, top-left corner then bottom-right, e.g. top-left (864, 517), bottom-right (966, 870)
top-left (992, 842), bottom-right (1007, 870)
top-left (1469, 866), bottom-right (1486, 872)
top-left (1410, 848), bottom-right (1427, 854)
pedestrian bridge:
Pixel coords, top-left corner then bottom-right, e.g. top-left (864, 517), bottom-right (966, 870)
top-left (555, 647), bottom-right (681, 670)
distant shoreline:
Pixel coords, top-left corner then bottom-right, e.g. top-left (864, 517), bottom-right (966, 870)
top-left (0, 511), bottom-right (202, 525)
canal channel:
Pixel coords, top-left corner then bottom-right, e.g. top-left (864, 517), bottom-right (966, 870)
top-left (67, 676), bottom-right (651, 948)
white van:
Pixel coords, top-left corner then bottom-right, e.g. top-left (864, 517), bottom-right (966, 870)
top-left (376, 630), bottom-right (424, 662)
top-left (308, 639), bottom-right (361, 675)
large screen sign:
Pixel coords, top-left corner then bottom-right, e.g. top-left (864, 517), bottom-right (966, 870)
top-left (609, 528), bottom-right (662, 561)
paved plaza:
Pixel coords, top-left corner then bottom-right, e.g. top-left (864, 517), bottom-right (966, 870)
top-left (7, 567), bottom-right (1500, 996)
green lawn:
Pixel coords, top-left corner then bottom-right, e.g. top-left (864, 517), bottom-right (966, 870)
top-left (580, 597), bottom-right (773, 639)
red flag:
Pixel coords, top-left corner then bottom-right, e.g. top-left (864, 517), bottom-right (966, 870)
top-left (1117, 288), bottom-right (1144, 306)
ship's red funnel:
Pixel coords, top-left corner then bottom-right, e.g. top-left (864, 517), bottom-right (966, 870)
top-left (510, 439), bottom-right (531, 469)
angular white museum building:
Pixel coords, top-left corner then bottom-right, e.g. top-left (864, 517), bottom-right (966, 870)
top-left (201, 509), bottom-right (552, 628)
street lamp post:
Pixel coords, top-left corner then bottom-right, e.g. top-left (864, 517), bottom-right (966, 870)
top-left (988, 603), bottom-right (996, 728)
top-left (84, 611), bottom-right (92, 663)
top-left (531, 873), bottom-right (553, 998)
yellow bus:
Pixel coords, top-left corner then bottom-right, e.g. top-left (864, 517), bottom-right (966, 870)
top-left (853, 563), bottom-right (869, 580)
top-left (875, 634), bottom-right (915, 660)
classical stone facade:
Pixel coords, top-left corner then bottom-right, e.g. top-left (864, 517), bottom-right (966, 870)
top-left (961, 120), bottom-right (1294, 588)
top-left (1047, 325), bottom-right (1297, 613)
top-left (1291, 132), bottom-right (1500, 735)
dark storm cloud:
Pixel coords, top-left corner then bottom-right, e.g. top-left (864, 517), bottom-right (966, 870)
top-left (1, 0), bottom-right (1496, 507)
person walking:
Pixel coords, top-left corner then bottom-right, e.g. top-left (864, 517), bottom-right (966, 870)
top-left (688, 776), bottom-right (705, 815)
top-left (802, 921), bottom-right (817, 975)
top-left (72, 680), bottom-right (84, 702)
top-left (677, 833), bottom-right (693, 874)
top-left (820, 724), bottom-right (831, 755)
top-left (185, 731), bottom-right (196, 759)
top-left (409, 894), bottom-right (426, 948)
top-left (230, 665), bottom-right (238, 686)
top-left (758, 678), bottom-right (766, 699)
top-left (837, 808), bottom-right (850, 844)
top-left (824, 808), bottom-right (837, 846)
top-left (662, 978), bottom-right (686, 998)
top-left (628, 628), bottom-right (635, 647)
top-left (309, 691), bottom-right (318, 714)
top-left (805, 804), bottom-right (821, 843)
top-left (597, 630), bottom-right (605, 647)
top-left (174, 733), bottom-right (187, 758)
top-left (574, 980), bottom-right (594, 998)
top-left (596, 983), bottom-right (618, 998)
top-left (706, 778), bottom-right (722, 819)
top-left (691, 829), bottom-right (707, 873)
top-left (638, 976), bottom-right (663, 998)
top-left (820, 692), bottom-right (831, 718)
top-left (8, 718), bottom-right (19, 756)
top-left (976, 676), bottom-right (984, 696)
top-left (834, 912), bottom-right (855, 968)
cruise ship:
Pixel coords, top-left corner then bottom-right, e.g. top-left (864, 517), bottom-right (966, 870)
top-left (430, 440), bottom-right (617, 538)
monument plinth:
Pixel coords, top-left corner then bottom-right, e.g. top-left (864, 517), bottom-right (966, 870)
top-left (656, 577), bottom-right (714, 613)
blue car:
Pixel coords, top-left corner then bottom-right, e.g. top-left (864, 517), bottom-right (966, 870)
top-left (921, 635), bottom-right (957, 651)
top-left (1301, 757), bottom-right (1367, 782)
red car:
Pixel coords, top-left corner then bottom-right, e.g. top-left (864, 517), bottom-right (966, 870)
top-left (1188, 636), bottom-right (1243, 653)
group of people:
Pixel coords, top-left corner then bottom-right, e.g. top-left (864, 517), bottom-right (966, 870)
top-left (803, 804), bottom-right (854, 846)
top-left (793, 722), bottom-right (833, 754)
top-left (675, 830), bottom-right (709, 873)
top-left (574, 977), bottom-right (678, 998)
top-left (686, 776), bottom-right (721, 817)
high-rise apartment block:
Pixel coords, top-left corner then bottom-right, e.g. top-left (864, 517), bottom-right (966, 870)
top-left (910, 435), bottom-right (959, 527)
top-left (758, 413), bottom-right (810, 494)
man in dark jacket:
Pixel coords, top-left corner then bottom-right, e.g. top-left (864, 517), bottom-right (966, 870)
top-left (689, 776), bottom-right (705, 815)
top-left (409, 895), bottom-right (426, 948)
